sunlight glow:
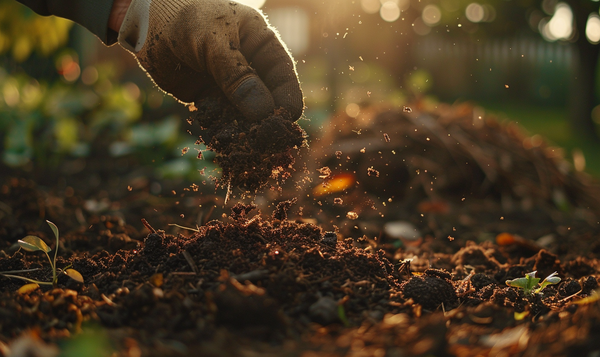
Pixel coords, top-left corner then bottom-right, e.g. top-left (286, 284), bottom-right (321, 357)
top-left (361, 0), bottom-right (380, 14)
top-left (586, 13), bottom-right (600, 44)
top-left (267, 7), bottom-right (310, 54)
top-left (422, 5), bottom-right (441, 26)
top-left (234, 0), bottom-right (266, 9)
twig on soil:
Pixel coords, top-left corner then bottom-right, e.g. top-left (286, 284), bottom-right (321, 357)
top-left (168, 224), bottom-right (200, 233)
top-left (559, 290), bottom-right (582, 303)
top-left (231, 269), bottom-right (269, 282)
top-left (101, 294), bottom-right (117, 307)
top-left (182, 251), bottom-right (198, 274)
top-left (170, 272), bottom-right (197, 276)
top-left (141, 218), bottom-right (156, 233)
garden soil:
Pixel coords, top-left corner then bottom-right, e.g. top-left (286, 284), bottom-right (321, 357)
top-left (2, 102), bottom-right (600, 356)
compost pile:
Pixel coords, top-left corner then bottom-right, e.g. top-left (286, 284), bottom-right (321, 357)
top-left (297, 102), bottom-right (600, 244)
top-left (2, 102), bottom-right (600, 356)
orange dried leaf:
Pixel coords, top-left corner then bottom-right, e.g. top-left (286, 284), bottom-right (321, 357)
top-left (496, 232), bottom-right (517, 246)
top-left (313, 174), bottom-right (355, 197)
top-left (150, 273), bottom-right (164, 287)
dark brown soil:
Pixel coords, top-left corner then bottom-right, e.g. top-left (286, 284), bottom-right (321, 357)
top-left (2, 102), bottom-right (600, 356)
top-left (192, 95), bottom-right (306, 192)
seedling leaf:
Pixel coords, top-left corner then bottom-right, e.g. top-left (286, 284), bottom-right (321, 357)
top-left (18, 236), bottom-right (51, 253)
top-left (65, 269), bottom-right (84, 283)
top-left (337, 304), bottom-right (350, 327)
top-left (47, 220), bottom-right (59, 241)
top-left (507, 270), bottom-right (561, 295)
top-left (17, 283), bottom-right (40, 294)
top-left (535, 271), bottom-right (561, 293)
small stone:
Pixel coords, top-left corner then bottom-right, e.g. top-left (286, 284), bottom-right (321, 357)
top-left (144, 233), bottom-right (164, 252)
top-left (309, 296), bottom-right (339, 325)
top-left (322, 232), bottom-right (338, 246)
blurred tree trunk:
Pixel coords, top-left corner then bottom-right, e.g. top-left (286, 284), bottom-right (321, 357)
top-left (567, 0), bottom-right (600, 142)
top-left (569, 40), bottom-right (600, 142)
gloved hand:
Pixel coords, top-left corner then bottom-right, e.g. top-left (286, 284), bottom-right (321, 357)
top-left (118, 0), bottom-right (304, 122)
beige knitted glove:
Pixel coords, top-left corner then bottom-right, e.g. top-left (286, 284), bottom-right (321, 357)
top-left (118, 0), bottom-right (303, 121)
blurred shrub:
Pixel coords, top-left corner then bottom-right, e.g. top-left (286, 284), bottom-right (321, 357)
top-left (0, 0), bottom-right (72, 61)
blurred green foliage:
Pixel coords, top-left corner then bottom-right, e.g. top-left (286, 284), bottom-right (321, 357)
top-left (59, 323), bottom-right (113, 357)
top-left (0, 0), bottom-right (72, 61)
top-left (0, 3), bottom-right (217, 182)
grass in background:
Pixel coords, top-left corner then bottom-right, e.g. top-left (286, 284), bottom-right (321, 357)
top-left (478, 101), bottom-right (600, 178)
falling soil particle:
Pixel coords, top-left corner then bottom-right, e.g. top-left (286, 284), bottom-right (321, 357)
top-left (191, 95), bottom-right (306, 191)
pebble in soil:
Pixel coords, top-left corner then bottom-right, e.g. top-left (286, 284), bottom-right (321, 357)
top-left (191, 95), bottom-right (307, 192)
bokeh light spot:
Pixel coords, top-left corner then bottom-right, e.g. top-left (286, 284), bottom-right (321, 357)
top-left (412, 17), bottom-right (431, 35)
top-left (466, 3), bottom-right (485, 23)
top-left (422, 5), bottom-right (441, 26)
top-left (586, 13), bottom-right (600, 44)
top-left (380, 1), bottom-right (401, 22)
top-left (544, 2), bottom-right (573, 41)
top-left (346, 103), bottom-right (360, 118)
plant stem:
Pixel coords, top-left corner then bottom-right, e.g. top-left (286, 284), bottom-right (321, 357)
top-left (0, 268), bottom-right (41, 274)
top-left (0, 273), bottom-right (53, 286)
top-left (45, 251), bottom-right (57, 287)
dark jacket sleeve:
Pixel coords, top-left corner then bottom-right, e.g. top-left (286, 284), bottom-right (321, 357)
top-left (16, 0), bottom-right (118, 45)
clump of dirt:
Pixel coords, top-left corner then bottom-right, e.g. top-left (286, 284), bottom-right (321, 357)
top-left (191, 95), bottom-right (306, 191)
top-left (401, 268), bottom-right (458, 310)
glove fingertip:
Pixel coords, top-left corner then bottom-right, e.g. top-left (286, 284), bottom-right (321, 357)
top-left (272, 84), bottom-right (304, 122)
top-left (230, 77), bottom-right (275, 122)
top-left (284, 94), bottom-right (305, 122)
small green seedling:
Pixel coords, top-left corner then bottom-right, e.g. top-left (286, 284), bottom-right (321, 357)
top-left (337, 304), bottom-right (350, 327)
top-left (505, 271), bottom-right (561, 295)
top-left (0, 220), bottom-right (83, 289)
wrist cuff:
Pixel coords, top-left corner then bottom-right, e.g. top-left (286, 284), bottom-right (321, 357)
top-left (118, 0), bottom-right (193, 53)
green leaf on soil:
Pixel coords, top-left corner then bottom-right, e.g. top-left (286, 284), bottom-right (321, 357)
top-left (506, 271), bottom-right (540, 295)
top-left (65, 269), bottom-right (84, 283)
top-left (18, 235), bottom-right (51, 253)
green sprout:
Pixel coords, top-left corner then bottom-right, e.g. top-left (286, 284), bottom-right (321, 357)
top-left (337, 304), bottom-right (350, 328)
top-left (505, 271), bottom-right (561, 295)
top-left (0, 220), bottom-right (83, 290)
